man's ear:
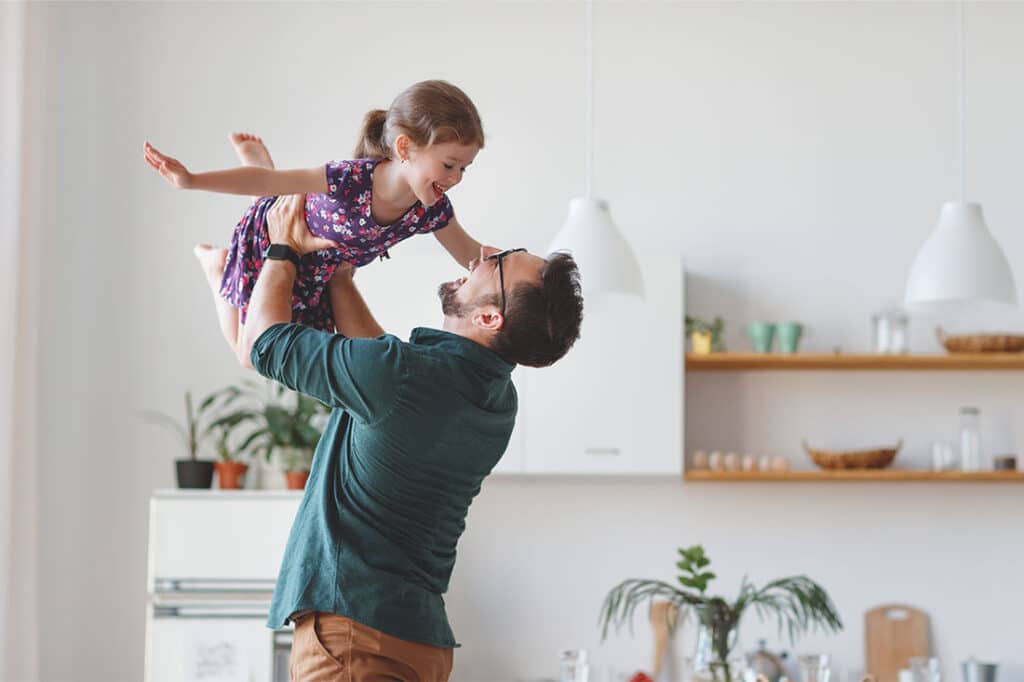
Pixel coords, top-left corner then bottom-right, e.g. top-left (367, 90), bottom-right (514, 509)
top-left (471, 305), bottom-right (504, 333)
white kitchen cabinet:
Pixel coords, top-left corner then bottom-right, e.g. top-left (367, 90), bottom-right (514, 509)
top-left (145, 491), bottom-right (302, 682)
top-left (511, 251), bottom-right (684, 475)
top-left (354, 243), bottom-right (684, 476)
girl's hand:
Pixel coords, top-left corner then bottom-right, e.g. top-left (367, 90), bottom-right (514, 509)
top-left (143, 141), bottom-right (193, 189)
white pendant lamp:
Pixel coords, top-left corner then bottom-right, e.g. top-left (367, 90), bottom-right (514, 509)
top-left (905, 1), bottom-right (1017, 308)
top-left (547, 0), bottom-right (644, 297)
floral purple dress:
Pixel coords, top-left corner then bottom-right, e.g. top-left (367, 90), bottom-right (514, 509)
top-left (220, 159), bottom-right (454, 331)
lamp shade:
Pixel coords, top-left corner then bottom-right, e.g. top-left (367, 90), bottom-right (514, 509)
top-left (905, 202), bottom-right (1017, 307)
top-left (547, 197), bottom-right (644, 297)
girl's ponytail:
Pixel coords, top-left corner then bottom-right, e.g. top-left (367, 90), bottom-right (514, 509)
top-left (353, 81), bottom-right (484, 163)
top-left (353, 109), bottom-right (390, 159)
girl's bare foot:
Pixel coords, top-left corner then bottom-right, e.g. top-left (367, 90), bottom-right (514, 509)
top-left (194, 243), bottom-right (228, 292)
top-left (229, 132), bottom-right (274, 169)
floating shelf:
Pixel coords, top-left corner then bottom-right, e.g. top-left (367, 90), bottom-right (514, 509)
top-left (685, 352), bottom-right (1024, 371)
top-left (684, 470), bottom-right (1024, 482)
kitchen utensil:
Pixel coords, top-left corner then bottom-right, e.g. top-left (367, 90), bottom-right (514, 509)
top-left (746, 640), bottom-right (786, 682)
top-left (937, 327), bottom-right (1024, 353)
top-left (803, 441), bottom-right (902, 469)
top-left (649, 601), bottom-right (677, 679)
top-left (865, 605), bottom-right (929, 682)
top-left (961, 659), bottom-right (997, 682)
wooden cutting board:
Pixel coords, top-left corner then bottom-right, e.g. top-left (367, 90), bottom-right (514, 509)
top-left (865, 604), bottom-right (930, 682)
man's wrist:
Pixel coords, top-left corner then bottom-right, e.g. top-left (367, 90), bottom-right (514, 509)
top-left (265, 243), bottom-right (300, 270)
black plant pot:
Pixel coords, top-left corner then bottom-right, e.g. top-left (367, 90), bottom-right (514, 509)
top-left (176, 459), bottom-right (215, 489)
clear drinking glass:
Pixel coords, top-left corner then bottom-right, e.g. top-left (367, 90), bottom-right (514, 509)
top-left (560, 649), bottom-right (590, 682)
top-left (909, 657), bottom-right (941, 682)
top-left (799, 655), bottom-right (832, 682)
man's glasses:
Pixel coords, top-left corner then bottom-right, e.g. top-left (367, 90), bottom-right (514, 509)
top-left (482, 248), bottom-right (527, 317)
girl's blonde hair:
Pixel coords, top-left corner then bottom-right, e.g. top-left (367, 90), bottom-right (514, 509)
top-left (353, 80), bottom-right (485, 160)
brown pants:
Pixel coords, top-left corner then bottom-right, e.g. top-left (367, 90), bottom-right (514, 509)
top-left (290, 611), bottom-right (454, 681)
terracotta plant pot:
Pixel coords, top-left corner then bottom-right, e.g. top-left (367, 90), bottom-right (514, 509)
top-left (285, 470), bottom-right (310, 490)
top-left (214, 461), bottom-right (249, 490)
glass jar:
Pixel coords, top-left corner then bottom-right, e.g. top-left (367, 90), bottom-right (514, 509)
top-left (559, 649), bottom-right (590, 682)
top-left (959, 407), bottom-right (982, 471)
top-left (872, 307), bottom-right (909, 354)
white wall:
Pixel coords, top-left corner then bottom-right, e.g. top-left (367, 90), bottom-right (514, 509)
top-left (25, 2), bottom-right (1024, 681)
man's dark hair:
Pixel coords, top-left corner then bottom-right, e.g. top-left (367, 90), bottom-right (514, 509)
top-left (490, 252), bottom-right (584, 367)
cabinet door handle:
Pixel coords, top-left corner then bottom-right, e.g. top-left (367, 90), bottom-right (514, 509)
top-left (584, 447), bottom-right (620, 456)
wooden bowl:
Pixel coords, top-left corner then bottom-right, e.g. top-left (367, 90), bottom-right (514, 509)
top-left (937, 327), bottom-right (1024, 353)
top-left (802, 439), bottom-right (902, 470)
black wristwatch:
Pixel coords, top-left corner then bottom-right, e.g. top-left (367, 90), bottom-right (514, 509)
top-left (266, 243), bottom-right (300, 270)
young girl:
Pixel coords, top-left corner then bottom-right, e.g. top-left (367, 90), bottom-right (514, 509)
top-left (143, 80), bottom-right (484, 364)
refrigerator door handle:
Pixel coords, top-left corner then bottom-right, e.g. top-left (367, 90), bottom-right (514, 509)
top-left (154, 577), bottom-right (278, 593)
top-left (152, 604), bottom-right (271, 619)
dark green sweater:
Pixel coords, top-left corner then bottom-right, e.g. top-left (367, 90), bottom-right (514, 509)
top-left (252, 323), bottom-right (516, 647)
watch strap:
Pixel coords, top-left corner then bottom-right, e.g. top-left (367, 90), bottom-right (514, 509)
top-left (266, 243), bottom-right (300, 269)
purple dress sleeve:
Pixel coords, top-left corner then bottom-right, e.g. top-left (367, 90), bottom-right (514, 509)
top-left (324, 160), bottom-right (353, 201)
top-left (420, 194), bottom-right (455, 234)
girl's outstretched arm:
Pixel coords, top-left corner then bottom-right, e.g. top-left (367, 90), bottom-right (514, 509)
top-left (143, 142), bottom-right (328, 196)
top-left (434, 218), bottom-right (482, 269)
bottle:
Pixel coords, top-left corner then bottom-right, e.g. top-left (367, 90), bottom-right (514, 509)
top-left (560, 649), bottom-right (590, 682)
top-left (959, 407), bottom-right (981, 471)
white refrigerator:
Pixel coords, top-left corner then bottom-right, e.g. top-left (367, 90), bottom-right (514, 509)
top-left (145, 490), bottom-right (302, 682)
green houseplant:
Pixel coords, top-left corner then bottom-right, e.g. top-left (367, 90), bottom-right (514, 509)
top-left (140, 389), bottom-right (240, 489)
top-left (686, 316), bottom-right (726, 354)
top-left (210, 380), bottom-right (328, 490)
top-left (600, 545), bottom-right (842, 682)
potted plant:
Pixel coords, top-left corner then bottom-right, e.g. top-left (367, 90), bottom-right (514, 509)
top-left (600, 545), bottom-right (842, 682)
top-left (280, 446), bottom-right (314, 490)
top-left (210, 380), bottom-right (327, 490)
top-left (140, 389), bottom-right (224, 489)
top-left (208, 420), bottom-right (250, 490)
top-left (686, 316), bottom-right (726, 354)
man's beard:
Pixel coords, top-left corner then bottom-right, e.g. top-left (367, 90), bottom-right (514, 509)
top-left (438, 281), bottom-right (472, 318)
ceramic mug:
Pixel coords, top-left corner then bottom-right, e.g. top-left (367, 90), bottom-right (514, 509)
top-left (748, 322), bottom-right (776, 353)
top-left (776, 322), bottom-right (803, 354)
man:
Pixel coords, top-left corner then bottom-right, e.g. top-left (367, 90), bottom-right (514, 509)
top-left (240, 193), bottom-right (584, 680)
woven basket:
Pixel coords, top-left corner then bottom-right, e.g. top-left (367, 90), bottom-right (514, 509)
top-left (937, 327), bottom-right (1024, 353)
top-left (802, 440), bottom-right (901, 470)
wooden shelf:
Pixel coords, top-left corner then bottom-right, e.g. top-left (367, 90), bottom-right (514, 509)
top-left (685, 352), bottom-right (1024, 371)
top-left (684, 469), bottom-right (1024, 482)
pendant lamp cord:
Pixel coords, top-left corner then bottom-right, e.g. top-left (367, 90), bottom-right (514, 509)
top-left (584, 0), bottom-right (593, 199)
top-left (958, 0), bottom-right (966, 203)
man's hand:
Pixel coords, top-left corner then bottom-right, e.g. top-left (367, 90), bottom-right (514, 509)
top-left (143, 142), bottom-right (193, 189)
top-left (266, 193), bottom-right (338, 255)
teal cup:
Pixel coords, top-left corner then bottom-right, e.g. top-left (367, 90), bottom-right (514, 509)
top-left (748, 322), bottom-right (776, 353)
top-left (776, 322), bottom-right (803, 354)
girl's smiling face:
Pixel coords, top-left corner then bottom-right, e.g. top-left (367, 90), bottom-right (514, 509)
top-left (400, 140), bottom-right (479, 207)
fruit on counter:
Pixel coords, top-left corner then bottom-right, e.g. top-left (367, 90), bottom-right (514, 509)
top-left (629, 673), bottom-right (655, 682)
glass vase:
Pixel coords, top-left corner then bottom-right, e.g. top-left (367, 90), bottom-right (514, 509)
top-left (691, 624), bottom-right (744, 682)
